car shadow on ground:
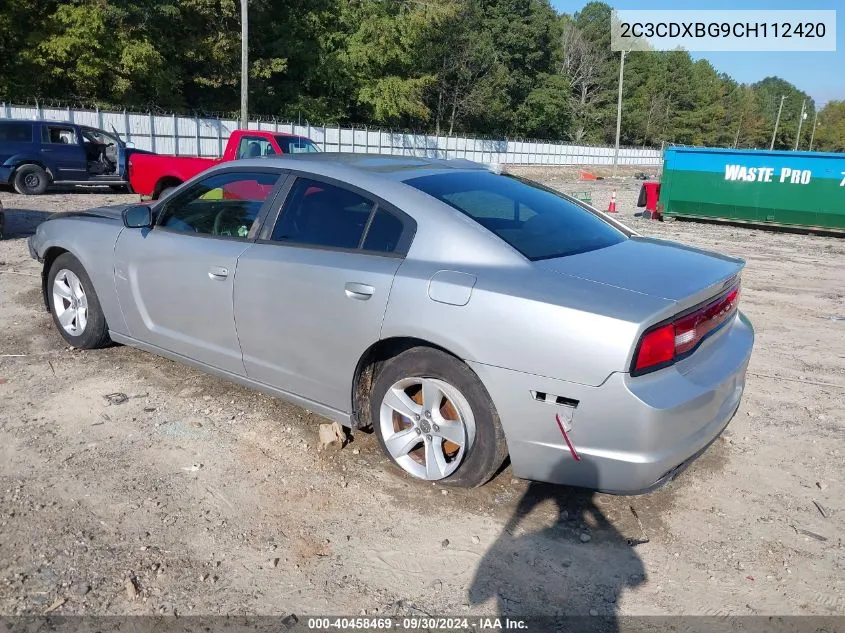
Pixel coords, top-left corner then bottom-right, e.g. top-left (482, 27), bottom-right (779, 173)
top-left (1, 208), bottom-right (56, 238)
top-left (469, 459), bottom-right (645, 631)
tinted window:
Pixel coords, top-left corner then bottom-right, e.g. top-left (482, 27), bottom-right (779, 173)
top-left (158, 171), bottom-right (279, 237)
top-left (271, 178), bottom-right (374, 249)
top-left (0, 123), bottom-right (32, 142)
top-left (363, 209), bottom-right (404, 253)
top-left (237, 136), bottom-right (276, 159)
top-left (405, 171), bottom-right (626, 260)
top-left (276, 136), bottom-right (320, 154)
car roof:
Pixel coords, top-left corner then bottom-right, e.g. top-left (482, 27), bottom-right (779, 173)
top-left (252, 152), bottom-right (490, 182)
top-left (1, 119), bottom-right (72, 126)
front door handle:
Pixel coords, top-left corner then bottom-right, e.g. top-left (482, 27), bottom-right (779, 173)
top-left (208, 265), bottom-right (229, 280)
top-left (344, 282), bottom-right (374, 300)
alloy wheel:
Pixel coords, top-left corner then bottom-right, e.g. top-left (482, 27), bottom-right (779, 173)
top-left (52, 269), bottom-right (88, 336)
top-left (379, 377), bottom-right (476, 481)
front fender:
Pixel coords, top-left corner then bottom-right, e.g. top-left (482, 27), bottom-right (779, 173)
top-left (32, 217), bottom-right (128, 336)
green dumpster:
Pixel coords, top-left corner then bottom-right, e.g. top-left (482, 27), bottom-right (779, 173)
top-left (659, 146), bottom-right (845, 232)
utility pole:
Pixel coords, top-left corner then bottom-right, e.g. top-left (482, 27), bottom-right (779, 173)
top-left (240, 0), bottom-right (249, 130)
top-left (808, 111), bottom-right (819, 151)
top-left (733, 111), bottom-right (744, 148)
top-left (794, 99), bottom-right (807, 151)
top-left (612, 50), bottom-right (626, 178)
top-left (770, 95), bottom-right (785, 150)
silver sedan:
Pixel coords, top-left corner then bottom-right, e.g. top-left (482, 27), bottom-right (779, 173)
top-left (27, 155), bottom-right (754, 492)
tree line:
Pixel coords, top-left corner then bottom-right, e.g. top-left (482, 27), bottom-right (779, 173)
top-left (1, 0), bottom-right (843, 151)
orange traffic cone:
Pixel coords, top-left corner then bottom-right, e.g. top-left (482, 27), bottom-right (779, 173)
top-left (607, 190), bottom-right (617, 213)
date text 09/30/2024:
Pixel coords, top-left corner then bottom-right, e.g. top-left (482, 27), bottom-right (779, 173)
top-left (306, 617), bottom-right (529, 630)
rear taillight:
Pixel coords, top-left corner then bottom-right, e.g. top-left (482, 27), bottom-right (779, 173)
top-left (632, 284), bottom-right (740, 375)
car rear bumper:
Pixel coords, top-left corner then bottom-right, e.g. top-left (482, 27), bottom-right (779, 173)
top-left (469, 311), bottom-right (754, 494)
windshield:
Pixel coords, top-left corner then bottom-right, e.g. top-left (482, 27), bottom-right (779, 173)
top-left (405, 171), bottom-right (627, 261)
top-left (277, 136), bottom-right (320, 154)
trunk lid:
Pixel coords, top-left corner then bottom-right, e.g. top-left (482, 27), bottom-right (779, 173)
top-left (534, 236), bottom-right (744, 311)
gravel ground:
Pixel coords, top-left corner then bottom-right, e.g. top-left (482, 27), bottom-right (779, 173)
top-left (0, 176), bottom-right (843, 622)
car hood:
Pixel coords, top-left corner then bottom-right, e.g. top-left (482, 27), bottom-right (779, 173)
top-left (48, 204), bottom-right (128, 223)
top-left (534, 236), bottom-right (744, 305)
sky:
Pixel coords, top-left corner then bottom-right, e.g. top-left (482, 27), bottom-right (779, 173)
top-left (550, 0), bottom-right (844, 107)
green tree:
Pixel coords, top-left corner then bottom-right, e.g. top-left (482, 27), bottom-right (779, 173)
top-left (753, 77), bottom-right (815, 150)
top-left (516, 74), bottom-right (572, 139)
top-left (814, 101), bottom-right (845, 152)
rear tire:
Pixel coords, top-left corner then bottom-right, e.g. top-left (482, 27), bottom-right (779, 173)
top-left (370, 347), bottom-right (507, 487)
top-left (13, 164), bottom-right (49, 195)
top-left (47, 253), bottom-right (111, 349)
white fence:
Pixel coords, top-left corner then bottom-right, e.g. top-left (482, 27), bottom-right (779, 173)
top-left (1, 102), bottom-right (662, 166)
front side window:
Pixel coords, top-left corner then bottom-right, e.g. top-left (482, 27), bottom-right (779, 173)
top-left (81, 128), bottom-right (119, 146)
top-left (157, 171), bottom-right (280, 238)
top-left (237, 136), bottom-right (276, 159)
top-left (277, 136), bottom-right (320, 154)
top-left (405, 171), bottom-right (627, 261)
top-left (271, 178), bottom-right (375, 249)
top-left (43, 125), bottom-right (76, 145)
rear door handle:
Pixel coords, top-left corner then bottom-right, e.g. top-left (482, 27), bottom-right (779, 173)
top-left (344, 282), bottom-right (374, 300)
top-left (208, 265), bottom-right (229, 280)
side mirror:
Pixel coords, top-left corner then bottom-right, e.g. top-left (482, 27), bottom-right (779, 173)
top-left (122, 205), bottom-right (152, 229)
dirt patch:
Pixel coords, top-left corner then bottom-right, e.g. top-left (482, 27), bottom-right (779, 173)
top-left (1, 186), bottom-right (843, 619)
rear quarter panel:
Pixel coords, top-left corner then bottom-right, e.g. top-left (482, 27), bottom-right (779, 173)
top-left (382, 259), bottom-right (673, 387)
top-left (33, 216), bottom-right (128, 335)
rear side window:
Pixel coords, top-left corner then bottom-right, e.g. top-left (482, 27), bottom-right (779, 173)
top-left (405, 171), bottom-right (626, 260)
top-left (363, 209), bottom-right (404, 253)
top-left (271, 178), bottom-right (375, 249)
top-left (0, 123), bottom-right (32, 142)
top-left (43, 125), bottom-right (76, 145)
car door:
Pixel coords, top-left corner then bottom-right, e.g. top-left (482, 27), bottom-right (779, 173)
top-left (234, 174), bottom-right (415, 412)
top-left (114, 168), bottom-right (284, 375)
top-left (40, 124), bottom-right (88, 181)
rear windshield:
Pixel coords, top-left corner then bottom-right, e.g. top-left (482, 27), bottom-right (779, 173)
top-left (405, 171), bottom-right (626, 260)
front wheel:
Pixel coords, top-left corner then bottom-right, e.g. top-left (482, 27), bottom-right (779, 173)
top-left (47, 253), bottom-right (111, 349)
top-left (370, 347), bottom-right (507, 487)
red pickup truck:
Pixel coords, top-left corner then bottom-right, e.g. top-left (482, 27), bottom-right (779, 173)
top-left (129, 129), bottom-right (319, 199)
